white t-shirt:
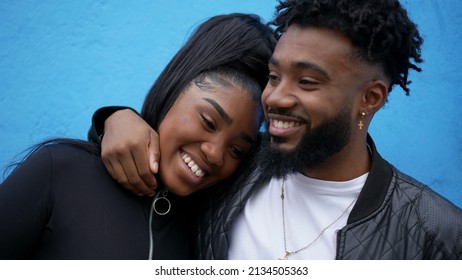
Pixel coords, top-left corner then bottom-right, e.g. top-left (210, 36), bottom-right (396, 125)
top-left (228, 172), bottom-right (367, 259)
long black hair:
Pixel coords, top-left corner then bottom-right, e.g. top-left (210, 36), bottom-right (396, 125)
top-left (141, 13), bottom-right (276, 130)
top-left (4, 13), bottom-right (276, 178)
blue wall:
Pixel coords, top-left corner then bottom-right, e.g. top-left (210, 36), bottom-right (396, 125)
top-left (1, 0), bottom-right (461, 207)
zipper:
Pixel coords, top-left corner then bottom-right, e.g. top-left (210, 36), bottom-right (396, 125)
top-left (148, 198), bottom-right (155, 260)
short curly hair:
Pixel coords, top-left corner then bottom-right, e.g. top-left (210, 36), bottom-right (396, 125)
top-left (270, 0), bottom-right (423, 95)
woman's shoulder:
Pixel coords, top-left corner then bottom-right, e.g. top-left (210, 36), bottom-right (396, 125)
top-left (43, 141), bottom-right (94, 155)
top-left (1, 141), bottom-right (103, 199)
top-left (42, 141), bottom-right (102, 169)
top-left (13, 141), bottom-right (103, 180)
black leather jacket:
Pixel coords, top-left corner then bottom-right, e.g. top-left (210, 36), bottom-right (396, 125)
top-left (197, 135), bottom-right (462, 259)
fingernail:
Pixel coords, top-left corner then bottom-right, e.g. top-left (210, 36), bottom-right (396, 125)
top-left (151, 161), bottom-right (158, 174)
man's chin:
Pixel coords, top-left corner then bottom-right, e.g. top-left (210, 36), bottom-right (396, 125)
top-left (270, 137), bottom-right (299, 151)
top-left (270, 144), bottom-right (296, 154)
top-left (257, 139), bottom-right (300, 179)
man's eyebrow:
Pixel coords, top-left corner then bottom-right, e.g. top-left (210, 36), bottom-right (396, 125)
top-left (293, 61), bottom-right (330, 80)
top-left (268, 57), bottom-right (279, 67)
top-left (203, 98), bottom-right (233, 125)
top-left (269, 57), bottom-right (331, 80)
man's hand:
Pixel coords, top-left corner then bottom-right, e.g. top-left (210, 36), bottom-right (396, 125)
top-left (101, 109), bottom-right (160, 196)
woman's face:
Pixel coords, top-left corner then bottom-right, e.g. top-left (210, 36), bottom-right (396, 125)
top-left (158, 81), bottom-right (260, 196)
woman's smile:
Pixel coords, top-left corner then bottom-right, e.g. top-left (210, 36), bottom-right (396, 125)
top-left (181, 150), bottom-right (206, 178)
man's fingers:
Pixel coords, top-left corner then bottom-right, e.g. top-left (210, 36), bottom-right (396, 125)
top-left (131, 146), bottom-right (158, 194)
top-left (103, 146), bottom-right (154, 196)
top-left (148, 130), bottom-right (160, 174)
top-left (119, 153), bottom-right (155, 196)
top-left (102, 157), bottom-right (139, 196)
top-left (99, 109), bottom-right (158, 196)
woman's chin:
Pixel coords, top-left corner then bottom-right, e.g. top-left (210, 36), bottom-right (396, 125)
top-left (167, 187), bottom-right (195, 197)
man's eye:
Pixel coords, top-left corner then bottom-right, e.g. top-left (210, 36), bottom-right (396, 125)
top-left (268, 74), bottom-right (279, 81)
top-left (300, 79), bottom-right (318, 85)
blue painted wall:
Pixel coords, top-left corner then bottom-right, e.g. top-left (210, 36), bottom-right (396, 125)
top-left (1, 0), bottom-right (461, 207)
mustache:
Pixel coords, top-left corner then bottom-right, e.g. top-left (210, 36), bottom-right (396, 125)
top-left (267, 108), bottom-right (293, 117)
top-left (266, 108), bottom-right (308, 123)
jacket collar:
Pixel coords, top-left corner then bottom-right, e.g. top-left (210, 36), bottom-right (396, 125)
top-left (347, 134), bottom-right (393, 224)
top-left (217, 135), bottom-right (393, 236)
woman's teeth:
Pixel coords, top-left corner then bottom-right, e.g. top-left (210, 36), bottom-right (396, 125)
top-left (182, 153), bottom-right (205, 177)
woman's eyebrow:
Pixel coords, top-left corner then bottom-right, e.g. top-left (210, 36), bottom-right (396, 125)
top-left (203, 97), bottom-right (255, 146)
top-left (203, 98), bottom-right (233, 125)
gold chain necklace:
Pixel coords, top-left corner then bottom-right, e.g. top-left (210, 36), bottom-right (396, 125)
top-left (279, 179), bottom-right (358, 260)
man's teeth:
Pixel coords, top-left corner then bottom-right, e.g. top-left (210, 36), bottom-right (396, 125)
top-left (182, 153), bottom-right (205, 177)
top-left (272, 119), bottom-right (300, 129)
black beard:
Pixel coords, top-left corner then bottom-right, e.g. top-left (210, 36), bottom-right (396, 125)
top-left (256, 108), bottom-right (352, 179)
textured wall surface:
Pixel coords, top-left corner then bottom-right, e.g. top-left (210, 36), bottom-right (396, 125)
top-left (1, 0), bottom-right (461, 207)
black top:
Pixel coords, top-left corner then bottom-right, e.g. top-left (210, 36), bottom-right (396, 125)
top-left (0, 144), bottom-right (194, 260)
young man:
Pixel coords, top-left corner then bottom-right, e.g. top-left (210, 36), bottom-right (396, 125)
top-left (90, 0), bottom-right (462, 259)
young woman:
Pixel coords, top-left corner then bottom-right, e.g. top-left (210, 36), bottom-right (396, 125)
top-left (0, 13), bottom-right (276, 260)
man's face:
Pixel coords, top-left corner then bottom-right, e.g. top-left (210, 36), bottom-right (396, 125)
top-left (259, 25), bottom-right (373, 177)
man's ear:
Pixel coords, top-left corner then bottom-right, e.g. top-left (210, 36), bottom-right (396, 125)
top-left (361, 79), bottom-right (388, 114)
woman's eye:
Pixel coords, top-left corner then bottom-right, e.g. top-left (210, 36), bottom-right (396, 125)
top-left (230, 146), bottom-right (244, 159)
top-left (201, 114), bottom-right (216, 131)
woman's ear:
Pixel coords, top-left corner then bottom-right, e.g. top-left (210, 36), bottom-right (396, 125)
top-left (361, 79), bottom-right (388, 114)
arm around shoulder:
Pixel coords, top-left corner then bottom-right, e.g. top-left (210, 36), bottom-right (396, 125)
top-left (87, 106), bottom-right (139, 143)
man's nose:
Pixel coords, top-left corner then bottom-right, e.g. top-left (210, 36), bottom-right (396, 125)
top-left (264, 81), bottom-right (297, 109)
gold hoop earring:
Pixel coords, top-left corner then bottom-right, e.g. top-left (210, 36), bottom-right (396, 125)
top-left (358, 112), bottom-right (366, 130)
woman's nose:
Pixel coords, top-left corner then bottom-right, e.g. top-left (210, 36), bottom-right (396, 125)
top-left (200, 141), bottom-right (224, 167)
